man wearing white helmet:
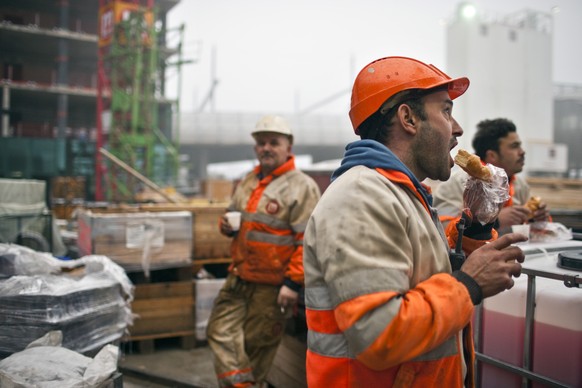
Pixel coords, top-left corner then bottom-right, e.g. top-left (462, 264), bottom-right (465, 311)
top-left (206, 114), bottom-right (321, 388)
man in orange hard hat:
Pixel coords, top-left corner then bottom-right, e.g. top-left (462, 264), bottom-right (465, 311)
top-left (206, 115), bottom-right (321, 388)
top-left (303, 56), bottom-right (527, 387)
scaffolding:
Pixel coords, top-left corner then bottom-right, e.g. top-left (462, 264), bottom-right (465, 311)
top-left (96, 0), bottom-right (180, 202)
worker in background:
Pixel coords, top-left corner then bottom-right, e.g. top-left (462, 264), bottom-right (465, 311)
top-left (206, 114), bottom-right (321, 388)
top-left (434, 118), bottom-right (551, 233)
top-left (303, 56), bottom-right (526, 387)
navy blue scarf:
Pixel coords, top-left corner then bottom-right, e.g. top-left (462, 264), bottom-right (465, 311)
top-left (331, 139), bottom-right (433, 207)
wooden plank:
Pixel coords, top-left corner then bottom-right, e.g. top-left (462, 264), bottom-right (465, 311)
top-left (130, 281), bottom-right (196, 336)
top-left (133, 281), bottom-right (193, 299)
top-left (129, 266), bottom-right (192, 283)
top-left (124, 329), bottom-right (196, 342)
top-left (132, 297), bottom-right (193, 313)
top-left (526, 177), bottom-right (582, 211)
top-left (130, 313), bottom-right (195, 335)
top-left (99, 148), bottom-right (182, 204)
top-left (92, 241), bottom-right (191, 269)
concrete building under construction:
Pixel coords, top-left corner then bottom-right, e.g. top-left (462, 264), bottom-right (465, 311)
top-left (0, 0), bottom-right (183, 201)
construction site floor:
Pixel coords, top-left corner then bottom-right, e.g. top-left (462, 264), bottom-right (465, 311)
top-left (120, 342), bottom-right (218, 388)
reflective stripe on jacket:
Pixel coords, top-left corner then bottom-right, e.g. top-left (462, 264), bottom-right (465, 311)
top-left (229, 155), bottom-right (321, 286)
top-left (304, 166), bottom-right (476, 387)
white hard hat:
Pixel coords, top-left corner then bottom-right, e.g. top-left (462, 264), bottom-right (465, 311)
top-left (251, 115), bottom-right (293, 140)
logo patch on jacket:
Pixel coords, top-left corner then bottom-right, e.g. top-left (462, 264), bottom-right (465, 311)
top-left (266, 200), bottom-right (280, 214)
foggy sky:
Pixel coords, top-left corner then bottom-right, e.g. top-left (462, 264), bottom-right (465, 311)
top-left (167, 0), bottom-right (582, 115)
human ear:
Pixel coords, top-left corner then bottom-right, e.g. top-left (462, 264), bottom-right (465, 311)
top-left (397, 104), bottom-right (417, 135)
top-left (484, 149), bottom-right (498, 164)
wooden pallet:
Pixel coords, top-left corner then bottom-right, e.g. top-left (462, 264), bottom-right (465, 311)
top-left (127, 264), bottom-right (192, 284)
top-left (124, 265), bottom-right (197, 353)
top-left (527, 177), bottom-right (582, 210)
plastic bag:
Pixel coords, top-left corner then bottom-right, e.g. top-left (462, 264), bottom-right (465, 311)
top-left (529, 222), bottom-right (573, 243)
top-left (0, 331), bottom-right (119, 388)
top-left (462, 164), bottom-right (510, 225)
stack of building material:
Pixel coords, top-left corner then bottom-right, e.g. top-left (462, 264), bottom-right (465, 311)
top-left (526, 177), bottom-right (582, 232)
top-left (139, 203), bottom-right (231, 260)
top-left (526, 177), bottom-right (582, 210)
top-left (0, 244), bottom-right (133, 359)
top-left (74, 202), bottom-right (233, 351)
top-left (76, 209), bottom-right (193, 274)
top-left (51, 176), bottom-right (86, 220)
top-left (127, 267), bottom-right (197, 353)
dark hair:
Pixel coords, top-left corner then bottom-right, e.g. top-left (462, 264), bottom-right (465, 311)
top-left (472, 118), bottom-right (517, 159)
top-left (357, 91), bottom-right (428, 144)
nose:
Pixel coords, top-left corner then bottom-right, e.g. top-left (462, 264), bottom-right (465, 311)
top-left (452, 117), bottom-right (463, 137)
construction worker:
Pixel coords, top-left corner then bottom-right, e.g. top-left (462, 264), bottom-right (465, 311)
top-left (303, 56), bottom-right (526, 387)
top-left (434, 117), bottom-right (551, 233)
top-left (206, 115), bottom-right (321, 388)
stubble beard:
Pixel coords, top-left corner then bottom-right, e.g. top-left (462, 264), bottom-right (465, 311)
top-left (414, 122), bottom-right (451, 182)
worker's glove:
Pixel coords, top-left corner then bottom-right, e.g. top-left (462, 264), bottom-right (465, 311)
top-left (462, 164), bottom-right (510, 225)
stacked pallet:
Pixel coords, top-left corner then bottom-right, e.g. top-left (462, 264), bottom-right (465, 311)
top-left (75, 201), bottom-right (234, 352)
top-left (138, 202), bottom-right (231, 261)
top-left (76, 208), bottom-right (192, 273)
top-left (527, 177), bottom-right (582, 231)
top-left (527, 177), bottom-right (582, 210)
top-left (137, 203), bottom-right (233, 344)
top-left (75, 207), bottom-right (196, 352)
top-left (125, 266), bottom-right (196, 353)
top-left (51, 176), bottom-right (86, 220)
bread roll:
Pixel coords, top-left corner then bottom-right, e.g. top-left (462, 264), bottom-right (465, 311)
top-left (454, 149), bottom-right (492, 181)
top-left (525, 196), bottom-right (542, 217)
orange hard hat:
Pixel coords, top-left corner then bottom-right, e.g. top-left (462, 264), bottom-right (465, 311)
top-left (349, 56), bottom-right (470, 133)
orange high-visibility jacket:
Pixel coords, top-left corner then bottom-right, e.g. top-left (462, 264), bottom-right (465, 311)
top-left (228, 155), bottom-right (321, 286)
top-left (304, 165), bottom-right (485, 387)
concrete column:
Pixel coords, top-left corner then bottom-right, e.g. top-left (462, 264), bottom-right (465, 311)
top-left (1, 85), bottom-right (10, 137)
top-left (56, 0), bottom-right (70, 138)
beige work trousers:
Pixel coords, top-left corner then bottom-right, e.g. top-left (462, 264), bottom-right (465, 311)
top-left (206, 273), bottom-right (288, 388)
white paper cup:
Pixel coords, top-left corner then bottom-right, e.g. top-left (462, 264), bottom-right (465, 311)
top-left (225, 211), bottom-right (241, 231)
top-left (511, 224), bottom-right (531, 239)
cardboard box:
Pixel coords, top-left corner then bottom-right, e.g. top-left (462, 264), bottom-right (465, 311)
top-left (201, 179), bottom-right (234, 202)
top-left (77, 209), bottom-right (192, 272)
top-left (51, 176), bottom-right (86, 201)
